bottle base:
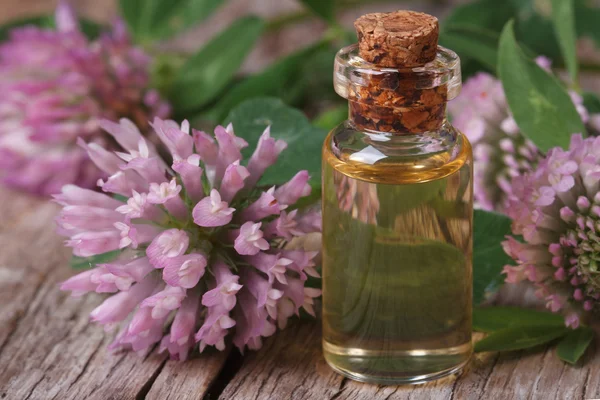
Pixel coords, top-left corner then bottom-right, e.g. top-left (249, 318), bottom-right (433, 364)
top-left (323, 340), bottom-right (472, 386)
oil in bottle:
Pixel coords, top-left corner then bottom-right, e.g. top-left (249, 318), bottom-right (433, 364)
top-left (321, 10), bottom-right (473, 385)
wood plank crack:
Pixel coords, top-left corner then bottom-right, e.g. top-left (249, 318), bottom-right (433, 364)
top-left (201, 349), bottom-right (244, 400)
top-left (582, 368), bottom-right (591, 399)
top-left (530, 347), bottom-right (553, 399)
top-left (329, 378), bottom-right (348, 400)
top-left (255, 364), bottom-right (278, 400)
top-left (23, 376), bottom-right (44, 400)
top-left (448, 373), bottom-right (460, 400)
top-left (135, 359), bottom-right (167, 400)
top-left (67, 338), bottom-right (104, 391)
top-left (552, 363), bottom-right (567, 400)
top-left (382, 387), bottom-right (399, 400)
top-left (106, 354), bottom-right (127, 379)
top-left (479, 353), bottom-right (501, 395)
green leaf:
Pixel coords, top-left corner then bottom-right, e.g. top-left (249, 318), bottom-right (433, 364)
top-left (473, 307), bottom-right (565, 332)
top-left (515, 11), bottom-right (562, 63)
top-left (293, 186), bottom-right (322, 210)
top-left (583, 92), bottom-right (600, 114)
top-left (204, 42), bottom-right (326, 123)
top-left (119, 0), bottom-right (144, 37)
top-left (157, 0), bottom-right (224, 39)
top-left (443, 0), bottom-right (517, 33)
top-left (119, 0), bottom-right (224, 41)
top-left (299, 0), bottom-right (335, 22)
top-left (498, 20), bottom-right (585, 152)
top-left (138, 0), bottom-right (188, 40)
top-left (439, 26), bottom-right (499, 71)
top-left (112, 194), bottom-right (128, 202)
top-left (574, 0), bottom-right (600, 47)
top-left (297, 46), bottom-right (339, 106)
top-left (170, 16), bottom-right (264, 112)
top-left (475, 325), bottom-right (569, 353)
top-left (313, 105), bottom-right (347, 130)
top-left (224, 97), bottom-right (327, 186)
top-left (473, 210), bottom-right (513, 305)
top-left (71, 250), bottom-right (122, 270)
top-left (557, 326), bottom-right (595, 364)
top-left (79, 19), bottom-right (103, 40)
top-left (551, 0), bottom-right (578, 83)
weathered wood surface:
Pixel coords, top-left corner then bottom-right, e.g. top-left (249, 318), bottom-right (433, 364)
top-left (1, 188), bottom-right (600, 400)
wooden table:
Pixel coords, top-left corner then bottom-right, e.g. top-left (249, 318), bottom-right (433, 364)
top-left (1, 188), bottom-right (599, 400)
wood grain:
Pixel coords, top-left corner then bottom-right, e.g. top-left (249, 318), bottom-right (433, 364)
top-left (1, 188), bottom-right (600, 400)
top-left (219, 321), bottom-right (344, 400)
top-left (146, 350), bottom-right (230, 400)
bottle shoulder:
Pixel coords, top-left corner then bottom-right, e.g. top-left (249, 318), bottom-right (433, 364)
top-left (323, 120), bottom-right (472, 185)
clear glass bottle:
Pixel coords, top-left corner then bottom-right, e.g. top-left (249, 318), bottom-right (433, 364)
top-left (321, 40), bottom-right (473, 384)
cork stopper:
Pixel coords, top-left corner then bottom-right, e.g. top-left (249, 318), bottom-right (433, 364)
top-left (354, 10), bottom-right (439, 68)
top-left (340, 10), bottom-right (450, 133)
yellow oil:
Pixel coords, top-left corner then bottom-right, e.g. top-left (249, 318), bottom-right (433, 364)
top-left (321, 124), bottom-right (473, 384)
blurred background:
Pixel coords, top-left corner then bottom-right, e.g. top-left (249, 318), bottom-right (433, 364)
top-left (2, 0), bottom-right (600, 123)
top-left (0, 0), bottom-right (468, 74)
top-left (1, 0), bottom-right (600, 197)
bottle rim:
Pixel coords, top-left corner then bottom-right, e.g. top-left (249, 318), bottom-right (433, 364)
top-left (333, 44), bottom-right (462, 103)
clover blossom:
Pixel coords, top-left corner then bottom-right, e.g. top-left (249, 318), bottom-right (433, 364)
top-left (502, 134), bottom-right (600, 328)
top-left (0, 2), bottom-right (169, 195)
top-left (57, 117), bottom-right (321, 359)
top-left (448, 60), bottom-right (594, 212)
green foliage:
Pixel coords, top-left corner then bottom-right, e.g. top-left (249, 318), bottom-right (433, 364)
top-left (475, 325), bottom-right (569, 352)
top-left (473, 307), bottom-right (595, 364)
top-left (574, 0), bottom-right (600, 46)
top-left (498, 20), bottom-right (585, 152)
top-left (298, 46), bottom-right (339, 106)
top-left (472, 210), bottom-right (513, 305)
top-left (224, 98), bottom-right (327, 187)
top-left (444, 0), bottom-right (517, 33)
top-left (557, 326), bottom-right (595, 364)
top-left (441, 0), bottom-right (598, 71)
top-left (299, 0), bottom-right (335, 23)
top-left (119, 0), bottom-right (224, 41)
top-left (71, 250), bottom-right (122, 270)
top-left (204, 43), bottom-right (327, 123)
top-left (440, 0), bottom-right (512, 76)
top-left (313, 105), bottom-right (347, 131)
top-left (169, 17), bottom-right (265, 113)
top-left (550, 0), bottom-right (578, 83)
top-left (514, 9), bottom-right (562, 63)
top-left (439, 26), bottom-right (499, 72)
top-left (473, 307), bottom-right (565, 332)
top-left (583, 92), bottom-right (600, 114)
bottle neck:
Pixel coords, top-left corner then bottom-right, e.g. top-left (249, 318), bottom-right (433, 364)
top-left (347, 79), bottom-right (448, 134)
top-left (333, 44), bottom-right (462, 135)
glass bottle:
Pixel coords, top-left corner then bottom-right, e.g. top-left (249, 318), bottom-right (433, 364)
top-left (321, 11), bottom-right (473, 385)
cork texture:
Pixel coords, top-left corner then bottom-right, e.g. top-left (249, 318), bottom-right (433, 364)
top-left (348, 83), bottom-right (447, 133)
top-left (354, 10), bottom-right (439, 68)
